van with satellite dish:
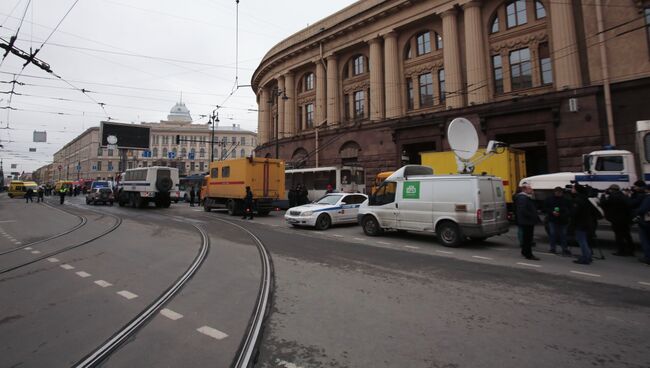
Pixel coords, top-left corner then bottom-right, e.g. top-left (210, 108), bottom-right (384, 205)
top-left (357, 165), bottom-right (509, 247)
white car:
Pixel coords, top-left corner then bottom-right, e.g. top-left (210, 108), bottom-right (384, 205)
top-left (285, 193), bottom-right (368, 230)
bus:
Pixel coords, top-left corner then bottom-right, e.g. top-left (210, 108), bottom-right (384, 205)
top-left (179, 174), bottom-right (206, 202)
top-left (284, 165), bottom-right (365, 205)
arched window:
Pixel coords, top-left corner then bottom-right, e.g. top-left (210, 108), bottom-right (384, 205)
top-left (240, 148), bottom-right (246, 158)
top-left (153, 147), bottom-right (158, 158)
top-left (535, 1), bottom-right (546, 19)
top-left (339, 141), bottom-right (361, 165)
top-left (416, 31), bottom-right (431, 56)
top-left (199, 148), bottom-right (205, 158)
top-left (190, 148), bottom-right (196, 157)
top-left (231, 149), bottom-right (237, 158)
top-left (291, 147), bottom-right (308, 162)
top-left (181, 147), bottom-right (187, 158)
top-left (304, 72), bottom-right (315, 91)
top-left (490, 16), bottom-right (499, 34)
top-left (506, 0), bottom-right (527, 29)
top-left (162, 147), bottom-right (168, 158)
top-left (352, 55), bottom-right (365, 75)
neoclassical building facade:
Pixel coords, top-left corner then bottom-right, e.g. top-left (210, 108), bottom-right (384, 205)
top-left (252, 0), bottom-right (650, 185)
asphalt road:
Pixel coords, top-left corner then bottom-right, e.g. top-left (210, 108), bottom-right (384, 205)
top-left (1, 193), bottom-right (649, 368)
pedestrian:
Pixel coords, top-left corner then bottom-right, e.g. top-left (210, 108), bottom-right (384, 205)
top-left (197, 185), bottom-right (202, 206)
top-left (635, 186), bottom-right (650, 265)
top-left (59, 186), bottom-right (67, 204)
top-left (325, 184), bottom-right (334, 194)
top-left (600, 184), bottom-right (635, 256)
top-left (288, 185), bottom-right (297, 208)
top-left (299, 184), bottom-right (309, 205)
top-left (544, 186), bottom-right (572, 256)
top-left (242, 186), bottom-right (254, 220)
top-left (37, 186), bottom-right (44, 203)
top-left (189, 185), bottom-right (196, 207)
top-left (25, 187), bottom-right (34, 203)
top-left (571, 183), bottom-right (599, 265)
top-left (514, 183), bottom-right (540, 261)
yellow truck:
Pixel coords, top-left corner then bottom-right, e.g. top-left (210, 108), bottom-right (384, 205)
top-left (203, 157), bottom-right (285, 216)
top-left (420, 148), bottom-right (526, 206)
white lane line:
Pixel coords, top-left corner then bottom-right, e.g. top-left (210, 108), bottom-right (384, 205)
top-left (117, 290), bottom-right (138, 300)
top-left (47, 258), bottom-right (60, 263)
top-left (276, 360), bottom-right (304, 368)
top-left (76, 271), bottom-right (91, 278)
top-left (491, 248), bottom-right (509, 251)
top-left (353, 237), bottom-right (365, 241)
top-left (436, 250), bottom-right (454, 254)
top-left (0, 220), bottom-right (16, 223)
top-left (377, 241), bottom-right (391, 245)
top-left (23, 247), bottom-right (33, 251)
top-left (94, 280), bottom-right (113, 288)
top-left (196, 326), bottom-right (228, 340)
top-left (404, 245), bottom-right (420, 250)
top-left (14, 242), bottom-right (21, 245)
top-left (60, 264), bottom-right (75, 270)
top-left (570, 270), bottom-right (601, 278)
top-left (472, 256), bottom-right (493, 260)
top-left (160, 308), bottom-right (184, 320)
top-left (638, 281), bottom-right (650, 287)
top-left (516, 262), bottom-right (541, 268)
top-left (331, 234), bottom-right (344, 238)
top-left (30, 250), bottom-right (41, 254)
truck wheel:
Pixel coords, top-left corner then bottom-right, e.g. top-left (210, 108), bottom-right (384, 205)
top-left (203, 199), bottom-right (211, 212)
top-left (129, 193), bottom-right (136, 208)
top-left (362, 216), bottom-right (383, 236)
top-left (437, 221), bottom-right (462, 247)
top-left (314, 214), bottom-right (331, 230)
top-left (136, 194), bottom-right (146, 208)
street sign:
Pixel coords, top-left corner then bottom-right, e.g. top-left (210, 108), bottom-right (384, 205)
top-left (76, 165), bottom-right (81, 172)
top-left (168, 151), bottom-right (176, 159)
top-left (142, 150), bottom-right (152, 158)
top-left (188, 152), bottom-right (195, 160)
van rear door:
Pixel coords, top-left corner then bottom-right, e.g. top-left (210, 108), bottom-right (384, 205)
top-left (478, 177), bottom-right (508, 232)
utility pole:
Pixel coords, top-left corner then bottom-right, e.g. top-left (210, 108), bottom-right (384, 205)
top-left (209, 110), bottom-right (219, 162)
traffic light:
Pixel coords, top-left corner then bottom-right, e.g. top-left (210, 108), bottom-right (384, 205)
top-left (175, 135), bottom-right (180, 144)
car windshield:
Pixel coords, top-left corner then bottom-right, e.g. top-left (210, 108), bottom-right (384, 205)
top-left (315, 194), bottom-right (343, 205)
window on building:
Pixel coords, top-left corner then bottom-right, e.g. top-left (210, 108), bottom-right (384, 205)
top-left (108, 162), bottom-right (113, 171)
top-left (539, 42), bottom-right (553, 85)
top-left (306, 103), bottom-right (314, 127)
top-left (437, 69), bottom-right (446, 103)
top-left (506, 0), bottom-right (527, 28)
top-left (491, 16), bottom-right (499, 34)
top-left (153, 147), bottom-right (158, 157)
top-left (231, 149), bottom-right (237, 158)
top-left (435, 32), bottom-right (443, 50)
top-left (493, 55), bottom-right (504, 94)
top-left (200, 162), bottom-right (205, 172)
top-left (107, 149), bottom-right (113, 157)
top-left (231, 136), bottom-right (236, 143)
top-left (353, 55), bottom-right (365, 75)
top-left (200, 148), bottom-right (205, 158)
top-left (416, 32), bottom-right (431, 56)
top-left (510, 47), bottom-right (532, 90)
top-left (181, 147), bottom-right (187, 158)
top-left (240, 149), bottom-right (246, 158)
top-left (305, 73), bottom-right (315, 91)
top-left (343, 94), bottom-right (350, 120)
top-left (97, 161), bottom-right (102, 171)
top-left (97, 147), bottom-right (103, 156)
top-left (354, 90), bottom-right (365, 118)
top-left (535, 1), bottom-right (546, 19)
top-left (162, 148), bottom-right (168, 158)
top-left (406, 78), bottom-right (414, 110)
top-left (240, 136), bottom-right (246, 145)
top-left (405, 44), bottom-right (412, 59)
top-left (419, 73), bottom-right (433, 107)
top-left (645, 8), bottom-right (650, 48)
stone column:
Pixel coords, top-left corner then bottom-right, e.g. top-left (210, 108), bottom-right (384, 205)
top-left (463, 1), bottom-right (488, 105)
top-left (283, 72), bottom-right (295, 137)
top-left (369, 37), bottom-right (385, 121)
top-left (412, 74), bottom-right (421, 110)
top-left (550, 0), bottom-right (582, 89)
top-left (383, 31), bottom-right (402, 118)
top-left (326, 55), bottom-right (340, 126)
top-left (277, 76), bottom-right (286, 138)
top-left (258, 87), bottom-right (270, 144)
top-left (441, 9), bottom-right (464, 109)
top-left (315, 61), bottom-right (326, 126)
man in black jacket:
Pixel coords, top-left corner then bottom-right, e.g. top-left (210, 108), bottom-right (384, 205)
top-left (600, 184), bottom-right (634, 256)
top-left (571, 184), bottom-right (599, 265)
top-left (544, 187), bottom-right (571, 255)
top-left (515, 183), bottom-right (540, 261)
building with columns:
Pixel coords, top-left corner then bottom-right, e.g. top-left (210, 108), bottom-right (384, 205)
top-left (253, 0), bottom-right (650, 186)
top-left (42, 101), bottom-right (257, 182)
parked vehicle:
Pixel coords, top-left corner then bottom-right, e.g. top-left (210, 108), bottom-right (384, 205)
top-left (371, 171), bottom-right (393, 195)
top-left (54, 180), bottom-right (74, 194)
top-left (86, 187), bottom-right (114, 206)
top-left (179, 174), bottom-right (205, 202)
top-left (117, 167), bottom-right (180, 208)
top-left (7, 180), bottom-right (38, 198)
top-left (203, 157), bottom-right (284, 216)
top-left (285, 193), bottom-right (368, 230)
top-left (357, 165), bottom-right (509, 247)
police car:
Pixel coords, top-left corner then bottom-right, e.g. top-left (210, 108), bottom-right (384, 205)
top-left (285, 193), bottom-right (368, 230)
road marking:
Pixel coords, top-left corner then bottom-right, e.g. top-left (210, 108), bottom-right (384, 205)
top-left (30, 250), bottom-right (41, 254)
top-left (14, 242), bottom-right (21, 245)
top-left (516, 262), bottom-right (541, 268)
top-left (76, 271), bottom-right (91, 278)
top-left (377, 241), bottom-right (391, 245)
top-left (570, 270), bottom-right (601, 278)
top-left (472, 256), bottom-right (493, 260)
top-left (404, 245), bottom-right (420, 250)
top-left (60, 264), bottom-right (75, 270)
top-left (160, 308), bottom-right (184, 320)
top-left (638, 281), bottom-right (650, 287)
top-left (94, 280), bottom-right (112, 288)
top-left (491, 247), bottom-right (509, 251)
top-left (332, 234), bottom-right (344, 238)
top-left (276, 360), bottom-right (304, 368)
top-left (436, 250), bottom-right (454, 254)
top-left (196, 326), bottom-right (228, 340)
top-left (0, 220), bottom-right (15, 223)
top-left (353, 237), bottom-right (365, 241)
top-left (47, 258), bottom-right (60, 263)
top-left (117, 290), bottom-right (138, 300)
top-left (24, 247), bottom-right (33, 250)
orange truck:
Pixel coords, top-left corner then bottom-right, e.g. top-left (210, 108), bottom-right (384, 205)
top-left (203, 157), bottom-right (285, 216)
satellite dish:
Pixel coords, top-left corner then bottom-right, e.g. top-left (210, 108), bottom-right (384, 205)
top-left (447, 117), bottom-right (478, 160)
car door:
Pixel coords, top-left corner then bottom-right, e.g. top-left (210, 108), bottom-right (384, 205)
top-left (369, 181), bottom-right (398, 228)
top-left (340, 194), bottom-right (366, 223)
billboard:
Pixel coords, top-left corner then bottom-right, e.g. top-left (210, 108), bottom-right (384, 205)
top-left (33, 131), bottom-right (47, 142)
top-left (100, 121), bottom-right (150, 150)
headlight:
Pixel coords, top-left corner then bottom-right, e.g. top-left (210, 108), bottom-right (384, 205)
top-left (301, 211), bottom-right (313, 216)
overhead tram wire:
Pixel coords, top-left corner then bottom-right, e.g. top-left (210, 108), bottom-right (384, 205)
top-left (0, 0), bottom-right (31, 67)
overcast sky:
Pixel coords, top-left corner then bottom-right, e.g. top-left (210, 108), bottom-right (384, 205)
top-left (0, 0), bottom-right (358, 173)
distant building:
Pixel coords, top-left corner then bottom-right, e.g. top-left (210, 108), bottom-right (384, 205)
top-left (41, 100), bottom-right (257, 182)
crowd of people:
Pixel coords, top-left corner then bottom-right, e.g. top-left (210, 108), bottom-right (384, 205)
top-left (287, 184), bottom-right (310, 208)
top-left (515, 180), bottom-right (650, 266)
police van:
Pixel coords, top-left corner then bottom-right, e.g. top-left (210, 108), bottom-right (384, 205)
top-left (357, 165), bottom-right (510, 247)
top-left (117, 167), bottom-right (180, 208)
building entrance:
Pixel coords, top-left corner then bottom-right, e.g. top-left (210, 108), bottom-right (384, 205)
top-left (495, 130), bottom-right (548, 176)
top-left (401, 141), bottom-right (437, 165)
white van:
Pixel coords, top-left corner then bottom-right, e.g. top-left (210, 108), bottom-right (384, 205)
top-left (117, 166), bottom-right (180, 208)
top-left (357, 165), bottom-right (509, 247)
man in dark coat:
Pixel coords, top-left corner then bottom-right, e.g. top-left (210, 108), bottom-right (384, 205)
top-left (571, 184), bottom-right (599, 265)
top-left (544, 186), bottom-right (571, 255)
top-left (515, 183), bottom-right (540, 261)
top-left (635, 191), bottom-right (650, 265)
top-left (600, 184), bottom-right (634, 256)
top-left (25, 187), bottom-right (34, 203)
top-left (298, 184), bottom-right (309, 205)
top-left (288, 185), bottom-right (297, 208)
top-left (242, 186), bottom-right (254, 220)
top-left (37, 186), bottom-right (44, 203)
top-left (189, 185), bottom-right (196, 207)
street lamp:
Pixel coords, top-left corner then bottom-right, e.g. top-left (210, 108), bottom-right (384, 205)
top-left (268, 88), bottom-right (289, 159)
top-left (208, 110), bottom-right (219, 162)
